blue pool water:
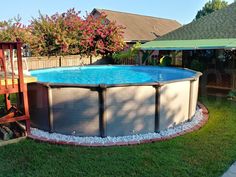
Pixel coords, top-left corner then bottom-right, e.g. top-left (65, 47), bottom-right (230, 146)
top-left (30, 66), bottom-right (197, 85)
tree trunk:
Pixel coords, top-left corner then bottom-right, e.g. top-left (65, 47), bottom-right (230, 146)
top-left (90, 55), bottom-right (92, 65)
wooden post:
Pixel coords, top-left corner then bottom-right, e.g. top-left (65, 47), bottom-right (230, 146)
top-left (16, 41), bottom-right (24, 92)
top-left (59, 56), bottom-right (62, 67)
top-left (5, 94), bottom-right (11, 110)
top-left (138, 51), bottom-right (142, 65)
top-left (16, 40), bottom-right (31, 134)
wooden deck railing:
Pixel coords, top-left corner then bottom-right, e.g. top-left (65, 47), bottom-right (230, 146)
top-left (0, 41), bottom-right (30, 134)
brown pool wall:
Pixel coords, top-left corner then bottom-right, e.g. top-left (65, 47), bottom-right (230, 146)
top-left (28, 71), bottom-right (202, 137)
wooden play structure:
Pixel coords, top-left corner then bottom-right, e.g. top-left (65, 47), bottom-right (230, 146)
top-left (0, 40), bottom-right (30, 134)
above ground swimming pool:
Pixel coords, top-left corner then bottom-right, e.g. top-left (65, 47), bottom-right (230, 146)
top-left (28, 66), bottom-right (202, 137)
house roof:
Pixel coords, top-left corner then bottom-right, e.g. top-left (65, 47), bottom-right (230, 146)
top-left (92, 9), bottom-right (182, 42)
top-left (141, 3), bottom-right (236, 50)
top-left (158, 2), bottom-right (236, 41)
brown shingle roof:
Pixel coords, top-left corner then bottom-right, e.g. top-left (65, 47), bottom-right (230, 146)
top-left (92, 9), bottom-right (182, 42)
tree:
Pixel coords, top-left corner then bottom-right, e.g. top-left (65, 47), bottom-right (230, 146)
top-left (29, 9), bottom-right (83, 56)
top-left (0, 9), bottom-right (126, 57)
top-left (28, 10), bottom-right (126, 57)
top-left (81, 13), bottom-right (126, 58)
top-left (0, 16), bottom-right (30, 43)
top-left (195, 0), bottom-right (228, 20)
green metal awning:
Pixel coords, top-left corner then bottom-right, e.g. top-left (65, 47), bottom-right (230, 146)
top-left (141, 38), bottom-right (236, 51)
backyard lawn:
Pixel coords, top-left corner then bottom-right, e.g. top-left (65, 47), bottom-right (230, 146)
top-left (0, 96), bottom-right (236, 177)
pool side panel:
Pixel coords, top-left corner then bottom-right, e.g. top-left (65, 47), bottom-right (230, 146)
top-left (189, 78), bottom-right (200, 119)
top-left (106, 86), bottom-right (156, 137)
top-left (159, 81), bottom-right (191, 130)
top-left (27, 83), bottom-right (50, 131)
top-left (51, 87), bottom-right (100, 136)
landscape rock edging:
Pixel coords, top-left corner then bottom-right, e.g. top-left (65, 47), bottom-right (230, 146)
top-left (28, 102), bottom-right (209, 147)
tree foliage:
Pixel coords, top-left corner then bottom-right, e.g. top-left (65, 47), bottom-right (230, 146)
top-left (29, 9), bottom-right (83, 56)
top-left (0, 9), bottom-right (126, 57)
top-left (195, 0), bottom-right (228, 20)
top-left (81, 13), bottom-right (126, 57)
top-left (0, 16), bottom-right (30, 43)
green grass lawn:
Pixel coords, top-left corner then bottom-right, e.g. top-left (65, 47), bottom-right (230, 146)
top-left (0, 97), bottom-right (236, 177)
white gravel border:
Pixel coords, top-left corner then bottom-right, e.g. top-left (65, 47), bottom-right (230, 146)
top-left (30, 108), bottom-right (204, 145)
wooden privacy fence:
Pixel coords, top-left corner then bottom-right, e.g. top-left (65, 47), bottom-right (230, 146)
top-left (119, 58), bottom-right (136, 65)
top-left (22, 55), bottom-right (105, 70)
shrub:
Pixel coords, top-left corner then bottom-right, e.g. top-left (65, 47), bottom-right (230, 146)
top-left (112, 51), bottom-right (131, 64)
top-left (228, 89), bottom-right (236, 101)
top-left (190, 59), bottom-right (205, 72)
top-left (159, 55), bottom-right (172, 66)
top-left (112, 42), bottom-right (140, 64)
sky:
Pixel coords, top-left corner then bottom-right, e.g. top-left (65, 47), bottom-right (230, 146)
top-left (0, 0), bottom-right (234, 25)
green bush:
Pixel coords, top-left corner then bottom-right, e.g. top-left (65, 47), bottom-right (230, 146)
top-left (190, 59), bottom-right (204, 72)
top-left (159, 55), bottom-right (172, 66)
top-left (228, 89), bottom-right (236, 101)
top-left (112, 51), bottom-right (132, 64)
top-left (112, 42), bottom-right (141, 64)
